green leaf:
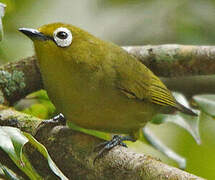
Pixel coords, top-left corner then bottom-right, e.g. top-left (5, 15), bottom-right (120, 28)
top-left (23, 132), bottom-right (69, 180)
top-left (193, 94), bottom-right (215, 117)
top-left (20, 90), bottom-right (56, 119)
top-left (151, 114), bottom-right (166, 124)
top-left (164, 113), bottom-right (200, 144)
top-left (27, 103), bottom-right (49, 119)
top-left (142, 127), bottom-right (186, 169)
top-left (0, 162), bottom-right (21, 180)
top-left (151, 92), bottom-right (201, 144)
top-left (0, 126), bottom-right (68, 180)
top-left (0, 3), bottom-right (6, 41)
top-left (26, 90), bottom-right (50, 101)
top-left (0, 126), bottom-right (42, 179)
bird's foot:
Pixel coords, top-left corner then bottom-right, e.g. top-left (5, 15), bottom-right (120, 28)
top-left (35, 113), bottom-right (66, 137)
top-left (38, 113), bottom-right (66, 127)
top-left (93, 135), bottom-right (136, 164)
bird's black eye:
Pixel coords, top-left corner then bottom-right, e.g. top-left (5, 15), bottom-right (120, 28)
top-left (53, 27), bottom-right (72, 47)
top-left (56, 31), bottom-right (68, 39)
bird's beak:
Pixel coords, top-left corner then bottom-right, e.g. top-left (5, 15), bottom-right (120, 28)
top-left (19, 28), bottom-right (49, 41)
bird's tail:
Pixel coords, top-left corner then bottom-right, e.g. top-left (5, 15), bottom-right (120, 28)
top-left (176, 102), bottom-right (198, 116)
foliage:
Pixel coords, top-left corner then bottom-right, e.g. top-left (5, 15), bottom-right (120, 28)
top-left (0, 2), bottom-right (5, 41)
top-left (0, 126), bottom-right (68, 180)
top-left (17, 90), bottom-right (56, 119)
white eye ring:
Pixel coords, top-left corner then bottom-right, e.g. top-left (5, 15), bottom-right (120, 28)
top-left (53, 27), bottom-right (72, 47)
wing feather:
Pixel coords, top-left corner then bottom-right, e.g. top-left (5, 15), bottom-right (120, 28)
top-left (114, 51), bottom-right (196, 116)
top-left (149, 76), bottom-right (178, 107)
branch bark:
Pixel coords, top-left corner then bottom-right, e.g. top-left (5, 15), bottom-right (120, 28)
top-left (0, 56), bottom-right (42, 105)
top-left (0, 106), bottom-right (204, 180)
top-left (123, 45), bottom-right (215, 77)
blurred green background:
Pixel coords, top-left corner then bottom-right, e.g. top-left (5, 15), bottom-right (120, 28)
top-left (0, 0), bottom-right (215, 179)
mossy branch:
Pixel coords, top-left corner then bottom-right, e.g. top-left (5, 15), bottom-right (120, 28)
top-left (0, 106), bottom-right (204, 179)
top-left (0, 56), bottom-right (42, 105)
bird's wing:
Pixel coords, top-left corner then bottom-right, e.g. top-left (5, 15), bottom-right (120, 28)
top-left (148, 76), bottom-right (197, 116)
top-left (116, 63), bottom-right (197, 116)
top-left (117, 68), bottom-right (177, 108)
top-left (147, 75), bottom-right (177, 107)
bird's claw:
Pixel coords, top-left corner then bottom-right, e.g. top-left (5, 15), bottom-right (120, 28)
top-left (52, 113), bottom-right (66, 125)
top-left (38, 113), bottom-right (66, 128)
top-left (93, 135), bottom-right (135, 164)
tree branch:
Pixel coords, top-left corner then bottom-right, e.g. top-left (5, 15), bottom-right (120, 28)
top-left (0, 56), bottom-right (42, 105)
top-left (0, 106), bottom-right (204, 179)
top-left (124, 45), bottom-right (215, 77)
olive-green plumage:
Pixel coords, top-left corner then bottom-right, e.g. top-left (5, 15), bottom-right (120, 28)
top-left (20, 23), bottom-right (196, 136)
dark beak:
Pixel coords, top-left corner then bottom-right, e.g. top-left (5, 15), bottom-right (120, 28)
top-left (19, 28), bottom-right (49, 41)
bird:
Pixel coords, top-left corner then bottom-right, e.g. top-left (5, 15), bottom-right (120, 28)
top-left (19, 23), bottom-right (196, 161)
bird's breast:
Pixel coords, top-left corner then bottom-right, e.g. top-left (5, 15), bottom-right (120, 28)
top-left (39, 56), bottom-right (156, 134)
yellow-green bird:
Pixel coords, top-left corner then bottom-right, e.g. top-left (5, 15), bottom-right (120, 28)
top-left (19, 23), bottom-right (196, 154)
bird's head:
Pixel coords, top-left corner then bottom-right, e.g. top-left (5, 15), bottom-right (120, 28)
top-left (19, 23), bottom-right (98, 63)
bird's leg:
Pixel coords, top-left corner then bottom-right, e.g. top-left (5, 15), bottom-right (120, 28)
top-left (38, 113), bottom-right (66, 127)
top-left (93, 135), bottom-right (136, 164)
